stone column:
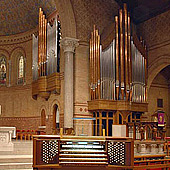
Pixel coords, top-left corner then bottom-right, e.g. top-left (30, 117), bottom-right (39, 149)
top-left (61, 37), bottom-right (79, 130)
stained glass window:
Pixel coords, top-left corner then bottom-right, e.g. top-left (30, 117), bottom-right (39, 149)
top-left (18, 56), bottom-right (24, 84)
top-left (0, 56), bottom-right (6, 85)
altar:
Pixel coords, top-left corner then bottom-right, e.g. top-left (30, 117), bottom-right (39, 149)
top-left (0, 127), bottom-right (15, 151)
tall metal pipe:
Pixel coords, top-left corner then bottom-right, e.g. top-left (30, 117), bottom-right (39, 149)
top-left (38, 8), bottom-right (41, 77)
top-left (124, 4), bottom-right (128, 100)
top-left (90, 39), bottom-right (92, 100)
top-left (119, 9), bottom-right (125, 100)
top-left (115, 16), bottom-right (119, 100)
top-left (42, 15), bottom-right (45, 76)
top-left (91, 31), bottom-right (94, 100)
top-left (44, 18), bottom-right (47, 76)
top-left (40, 11), bottom-right (43, 76)
top-left (97, 32), bottom-right (101, 99)
top-left (93, 26), bottom-right (96, 99)
top-left (128, 13), bottom-right (132, 101)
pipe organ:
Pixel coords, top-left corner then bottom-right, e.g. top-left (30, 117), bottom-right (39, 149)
top-left (89, 4), bottom-right (147, 103)
top-left (88, 4), bottom-right (148, 136)
top-left (32, 8), bottom-right (61, 100)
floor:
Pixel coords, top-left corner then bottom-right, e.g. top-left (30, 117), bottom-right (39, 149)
top-left (0, 140), bottom-right (33, 170)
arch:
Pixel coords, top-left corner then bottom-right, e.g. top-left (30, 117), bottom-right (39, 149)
top-left (53, 104), bottom-right (59, 128)
top-left (41, 109), bottom-right (46, 126)
top-left (0, 49), bottom-right (10, 85)
top-left (0, 49), bottom-right (10, 58)
top-left (145, 124), bottom-right (152, 140)
top-left (0, 56), bottom-right (7, 85)
top-left (10, 47), bottom-right (26, 85)
top-left (126, 114), bottom-right (131, 123)
top-left (118, 113), bottom-right (123, 125)
top-left (148, 55), bottom-right (170, 90)
top-left (55, 0), bottom-right (76, 38)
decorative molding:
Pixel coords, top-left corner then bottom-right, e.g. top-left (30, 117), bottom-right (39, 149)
top-left (0, 116), bottom-right (40, 121)
top-left (0, 29), bottom-right (37, 45)
top-left (60, 37), bottom-right (79, 53)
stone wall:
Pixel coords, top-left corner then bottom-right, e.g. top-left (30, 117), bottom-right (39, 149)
top-left (0, 29), bottom-right (64, 134)
top-left (137, 10), bottom-right (170, 135)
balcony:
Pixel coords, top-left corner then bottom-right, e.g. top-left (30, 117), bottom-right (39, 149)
top-left (32, 72), bottom-right (60, 100)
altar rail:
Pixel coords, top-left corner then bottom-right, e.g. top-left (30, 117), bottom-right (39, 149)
top-left (33, 135), bottom-right (134, 169)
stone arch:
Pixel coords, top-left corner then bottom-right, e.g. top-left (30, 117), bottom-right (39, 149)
top-left (39, 105), bottom-right (47, 116)
top-left (49, 99), bottom-right (61, 133)
top-left (55, 0), bottom-right (76, 38)
top-left (10, 47), bottom-right (26, 85)
top-left (0, 49), bottom-right (10, 85)
top-left (41, 109), bottom-right (46, 126)
top-left (50, 99), bottom-right (61, 115)
top-left (148, 55), bottom-right (170, 90)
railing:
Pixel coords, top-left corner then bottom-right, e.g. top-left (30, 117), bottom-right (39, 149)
top-left (33, 135), bottom-right (134, 169)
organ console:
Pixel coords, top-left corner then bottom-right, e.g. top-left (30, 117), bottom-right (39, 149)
top-left (88, 4), bottom-right (148, 136)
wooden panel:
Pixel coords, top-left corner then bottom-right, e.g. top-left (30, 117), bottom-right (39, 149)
top-left (88, 100), bottom-right (148, 112)
top-left (32, 73), bottom-right (61, 100)
top-left (47, 73), bottom-right (60, 94)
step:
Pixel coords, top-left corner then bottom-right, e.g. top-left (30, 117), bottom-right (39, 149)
top-left (0, 162), bottom-right (32, 169)
top-left (0, 155), bottom-right (32, 163)
top-left (60, 161), bottom-right (108, 165)
top-left (60, 153), bottom-right (107, 157)
top-left (61, 144), bottom-right (104, 149)
top-left (59, 157), bottom-right (108, 161)
top-left (60, 149), bottom-right (106, 153)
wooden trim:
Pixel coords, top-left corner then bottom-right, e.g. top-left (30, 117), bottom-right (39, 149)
top-left (33, 138), bottom-right (37, 166)
top-left (88, 100), bottom-right (148, 112)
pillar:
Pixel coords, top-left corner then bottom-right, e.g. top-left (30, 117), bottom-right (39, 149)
top-left (61, 37), bottom-right (79, 130)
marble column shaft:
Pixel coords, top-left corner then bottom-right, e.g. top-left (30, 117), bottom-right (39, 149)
top-left (61, 37), bottom-right (79, 128)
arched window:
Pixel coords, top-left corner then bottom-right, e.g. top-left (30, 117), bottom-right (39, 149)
top-left (0, 56), bottom-right (6, 85)
top-left (18, 55), bottom-right (25, 84)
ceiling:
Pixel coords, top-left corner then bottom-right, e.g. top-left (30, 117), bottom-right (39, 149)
top-left (0, 0), bottom-right (56, 36)
top-left (115, 0), bottom-right (170, 24)
top-left (160, 65), bottom-right (170, 83)
top-left (0, 0), bottom-right (170, 36)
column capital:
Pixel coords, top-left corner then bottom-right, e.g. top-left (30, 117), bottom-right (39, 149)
top-left (60, 37), bottom-right (79, 53)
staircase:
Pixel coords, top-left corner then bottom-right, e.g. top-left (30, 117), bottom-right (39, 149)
top-left (0, 140), bottom-right (33, 170)
top-left (59, 139), bottom-right (108, 166)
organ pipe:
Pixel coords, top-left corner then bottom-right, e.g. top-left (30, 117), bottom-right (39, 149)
top-left (119, 9), bottom-right (125, 100)
top-left (32, 8), bottom-right (61, 80)
top-left (124, 4), bottom-right (129, 100)
top-left (89, 26), bottom-right (101, 100)
top-left (128, 13), bottom-right (132, 101)
top-left (115, 16), bottom-right (119, 100)
top-left (89, 4), bottom-right (147, 103)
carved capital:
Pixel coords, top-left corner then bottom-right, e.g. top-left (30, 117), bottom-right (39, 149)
top-left (60, 37), bottom-right (79, 53)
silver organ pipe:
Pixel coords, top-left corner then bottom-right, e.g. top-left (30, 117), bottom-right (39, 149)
top-left (47, 18), bottom-right (58, 75)
top-left (32, 8), bottom-right (61, 80)
top-left (100, 41), bottom-right (115, 100)
top-left (89, 4), bottom-right (147, 103)
top-left (32, 34), bottom-right (38, 81)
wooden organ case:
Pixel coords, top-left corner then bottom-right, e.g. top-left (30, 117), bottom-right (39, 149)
top-left (88, 4), bottom-right (148, 136)
top-left (32, 8), bottom-right (61, 100)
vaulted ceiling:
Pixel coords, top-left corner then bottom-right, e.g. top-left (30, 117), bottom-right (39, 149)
top-left (115, 0), bottom-right (170, 24)
top-left (0, 0), bottom-right (170, 38)
top-left (160, 65), bottom-right (170, 83)
top-left (0, 0), bottom-right (56, 36)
